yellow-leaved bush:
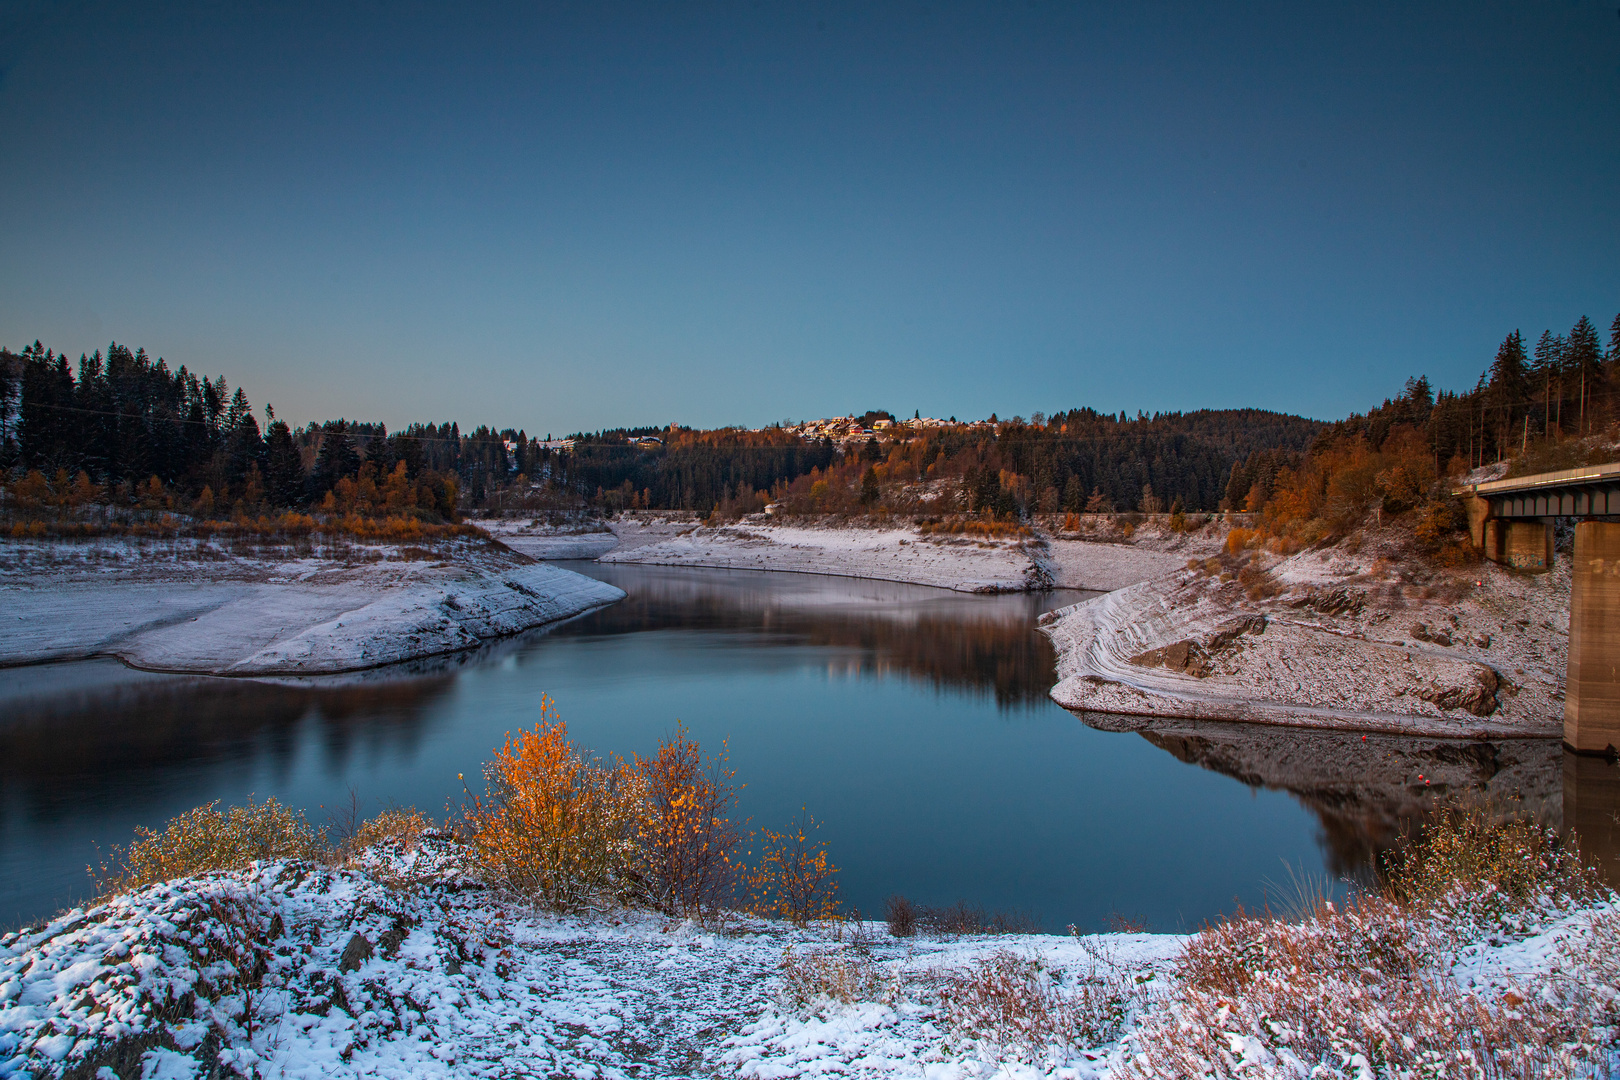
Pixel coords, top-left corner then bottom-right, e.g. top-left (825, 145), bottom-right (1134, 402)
top-left (636, 723), bottom-right (743, 917)
top-left (463, 696), bottom-right (649, 911)
top-left (745, 812), bottom-right (841, 925)
top-left (94, 796), bottom-right (324, 896)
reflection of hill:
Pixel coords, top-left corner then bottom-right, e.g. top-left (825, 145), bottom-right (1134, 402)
top-left (566, 566), bottom-right (1063, 708)
top-left (1075, 713), bottom-right (1562, 880)
top-left (0, 673), bottom-right (452, 802)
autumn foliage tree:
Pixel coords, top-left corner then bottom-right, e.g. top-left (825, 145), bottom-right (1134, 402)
top-left (464, 697), bottom-right (649, 910)
top-left (635, 724), bottom-right (743, 918)
top-left (745, 811), bottom-right (841, 926)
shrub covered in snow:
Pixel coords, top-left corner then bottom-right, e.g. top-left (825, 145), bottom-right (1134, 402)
top-left (93, 796), bottom-right (326, 897)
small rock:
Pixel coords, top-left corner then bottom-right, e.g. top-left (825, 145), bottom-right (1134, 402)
top-left (339, 933), bottom-right (374, 973)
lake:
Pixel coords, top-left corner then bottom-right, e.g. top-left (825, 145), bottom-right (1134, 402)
top-left (0, 562), bottom-right (1583, 932)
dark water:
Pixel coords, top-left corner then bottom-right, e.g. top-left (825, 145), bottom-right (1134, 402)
top-left (0, 563), bottom-right (1592, 932)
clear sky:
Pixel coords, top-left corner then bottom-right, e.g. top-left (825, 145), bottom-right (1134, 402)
top-left (1, 1), bottom-right (1616, 434)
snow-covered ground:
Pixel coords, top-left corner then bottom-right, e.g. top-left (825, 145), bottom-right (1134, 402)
top-left (1039, 525), bottom-right (1568, 736)
top-left (0, 538), bottom-right (623, 676)
top-left (0, 842), bottom-right (1182, 1080)
top-left (477, 513), bottom-right (1211, 594)
top-left (4, 839), bottom-right (1614, 1079)
top-left (600, 521), bottom-right (1048, 592)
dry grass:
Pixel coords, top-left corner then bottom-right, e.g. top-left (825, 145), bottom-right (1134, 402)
top-left (937, 948), bottom-right (1133, 1063)
top-left (777, 947), bottom-right (895, 1012)
top-left (1125, 808), bottom-right (1617, 1080)
top-left (93, 797), bottom-right (325, 896)
top-left (1382, 807), bottom-right (1601, 943)
top-left (915, 516), bottom-right (1032, 539)
top-left (4, 504), bottom-right (484, 544)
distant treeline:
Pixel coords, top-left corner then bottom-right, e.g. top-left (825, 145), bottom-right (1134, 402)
top-left (1226, 312), bottom-right (1620, 516)
top-left (2, 310), bottom-right (1615, 520)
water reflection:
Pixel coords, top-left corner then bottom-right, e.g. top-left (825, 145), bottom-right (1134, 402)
top-left (1075, 712), bottom-right (1565, 883)
top-left (0, 668), bottom-right (452, 799)
top-left (1564, 752), bottom-right (1620, 886)
top-left (562, 563), bottom-right (1074, 708)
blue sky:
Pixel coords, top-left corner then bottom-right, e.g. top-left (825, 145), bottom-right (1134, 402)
top-left (1, 1), bottom-right (1616, 434)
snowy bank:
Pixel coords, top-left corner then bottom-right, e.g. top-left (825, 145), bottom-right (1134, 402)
top-left (1038, 528), bottom-right (1567, 736)
top-left (0, 539), bottom-right (623, 676)
top-left (599, 520), bottom-right (1047, 592)
top-left (0, 845), bottom-right (1182, 1080)
top-left (5, 840), bottom-right (1616, 1079)
top-left (591, 518), bottom-right (1203, 594)
top-left (476, 512), bottom-right (1215, 595)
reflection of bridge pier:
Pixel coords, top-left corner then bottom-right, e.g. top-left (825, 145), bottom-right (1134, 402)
top-left (1564, 750), bottom-right (1620, 888)
top-left (1461, 464), bottom-right (1620, 754)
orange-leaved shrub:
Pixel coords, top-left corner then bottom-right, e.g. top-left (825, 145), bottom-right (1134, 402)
top-left (463, 696), bottom-right (649, 910)
top-left (746, 811), bottom-right (840, 925)
top-left (635, 723), bottom-right (743, 918)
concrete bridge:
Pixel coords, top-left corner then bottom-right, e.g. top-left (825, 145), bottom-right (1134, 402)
top-left (1460, 462), bottom-right (1620, 754)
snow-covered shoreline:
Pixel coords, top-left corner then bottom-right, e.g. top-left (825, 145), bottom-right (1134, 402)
top-left (1038, 528), bottom-right (1569, 737)
top-left (0, 846), bottom-right (1184, 1080)
top-left (0, 539), bottom-right (624, 676)
top-left (479, 514), bottom-right (1206, 595)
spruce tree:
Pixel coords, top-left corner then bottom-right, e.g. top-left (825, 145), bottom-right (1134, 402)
top-left (1062, 474), bottom-right (1082, 512)
top-left (308, 421), bottom-right (360, 500)
top-left (1567, 316), bottom-right (1602, 432)
top-left (860, 465), bottom-right (879, 505)
top-left (1532, 329), bottom-right (1562, 430)
top-left (0, 351), bottom-right (14, 466)
top-left (264, 418), bottom-right (305, 506)
top-left (1485, 330), bottom-right (1529, 456)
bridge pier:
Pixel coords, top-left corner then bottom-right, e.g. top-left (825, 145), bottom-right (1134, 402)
top-left (1566, 521), bottom-right (1620, 754)
top-left (1484, 519), bottom-right (1553, 571)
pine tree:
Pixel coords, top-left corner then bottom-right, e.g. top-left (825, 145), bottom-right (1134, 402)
top-left (1485, 331), bottom-right (1529, 458)
top-left (308, 421), bottom-right (359, 500)
top-left (1567, 316), bottom-right (1602, 432)
top-left (264, 417), bottom-right (305, 506)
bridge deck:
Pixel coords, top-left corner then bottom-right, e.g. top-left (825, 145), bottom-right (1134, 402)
top-left (1459, 462), bottom-right (1620, 519)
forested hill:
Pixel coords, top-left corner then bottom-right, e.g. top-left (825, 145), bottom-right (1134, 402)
top-left (0, 340), bottom-right (1322, 517)
top-left (6, 311), bottom-right (1614, 520)
top-left (561, 407), bottom-right (1326, 516)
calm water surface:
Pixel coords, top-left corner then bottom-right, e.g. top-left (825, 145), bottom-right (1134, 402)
top-left (0, 563), bottom-right (1582, 931)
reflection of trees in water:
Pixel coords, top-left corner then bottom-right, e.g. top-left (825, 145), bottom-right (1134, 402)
top-left (567, 585), bottom-right (1058, 708)
top-left (1077, 713), bottom-right (1563, 883)
top-left (0, 676), bottom-right (453, 811)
